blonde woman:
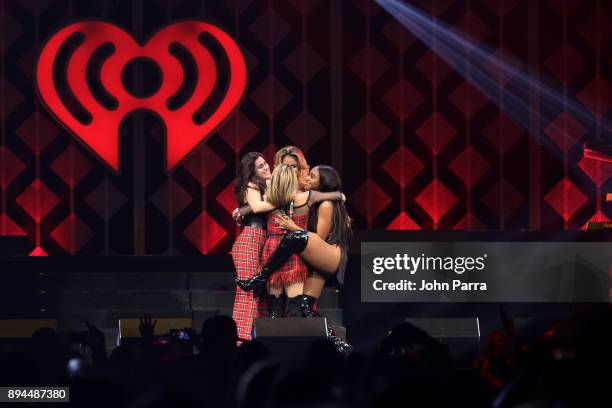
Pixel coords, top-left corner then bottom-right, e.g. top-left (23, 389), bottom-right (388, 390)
top-left (236, 164), bottom-right (342, 317)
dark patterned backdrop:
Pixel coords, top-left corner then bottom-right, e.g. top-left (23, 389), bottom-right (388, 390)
top-left (0, 0), bottom-right (610, 255)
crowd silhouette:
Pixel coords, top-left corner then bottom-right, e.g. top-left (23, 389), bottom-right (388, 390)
top-left (0, 303), bottom-right (609, 408)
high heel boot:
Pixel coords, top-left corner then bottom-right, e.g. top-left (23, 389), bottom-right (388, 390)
top-left (235, 230), bottom-right (309, 292)
top-left (297, 295), bottom-right (353, 354)
top-left (268, 294), bottom-right (286, 318)
top-left (297, 294), bottom-right (321, 317)
top-left (286, 296), bottom-right (303, 317)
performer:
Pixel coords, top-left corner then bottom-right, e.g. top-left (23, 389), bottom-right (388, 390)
top-left (236, 164), bottom-right (353, 353)
top-left (292, 165), bottom-right (352, 316)
top-left (230, 152), bottom-right (271, 342)
top-left (236, 165), bottom-right (351, 292)
top-left (230, 150), bottom-right (342, 323)
top-left (273, 145), bottom-right (310, 191)
top-left (261, 164), bottom-right (309, 317)
top-left (236, 164), bottom-right (345, 316)
top-left (272, 147), bottom-right (348, 313)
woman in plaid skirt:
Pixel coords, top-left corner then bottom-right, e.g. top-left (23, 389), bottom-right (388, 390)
top-left (253, 164), bottom-right (310, 317)
top-left (233, 147), bottom-right (344, 315)
top-left (237, 164), bottom-right (353, 352)
top-left (284, 165), bottom-right (352, 315)
top-left (235, 165), bottom-right (352, 302)
top-left (230, 152), bottom-right (273, 343)
top-left (237, 164), bottom-right (346, 316)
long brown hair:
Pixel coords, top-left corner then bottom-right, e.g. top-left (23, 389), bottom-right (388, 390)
top-left (234, 152), bottom-right (267, 204)
top-left (308, 165), bottom-right (352, 249)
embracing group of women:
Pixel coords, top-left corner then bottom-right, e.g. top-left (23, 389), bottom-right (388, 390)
top-left (229, 146), bottom-right (352, 351)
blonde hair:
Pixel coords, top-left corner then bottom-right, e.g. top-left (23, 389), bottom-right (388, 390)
top-left (274, 146), bottom-right (309, 191)
top-left (274, 146), bottom-right (309, 171)
top-left (266, 164), bottom-right (298, 209)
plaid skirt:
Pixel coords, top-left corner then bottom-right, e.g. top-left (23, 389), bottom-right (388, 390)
top-left (230, 225), bottom-right (266, 342)
top-left (264, 213), bottom-right (309, 288)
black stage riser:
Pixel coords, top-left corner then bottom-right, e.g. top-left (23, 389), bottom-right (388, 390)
top-left (0, 256), bottom-right (344, 352)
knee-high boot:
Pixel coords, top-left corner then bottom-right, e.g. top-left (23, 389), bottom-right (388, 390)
top-left (297, 294), bottom-right (320, 317)
top-left (286, 296), bottom-right (303, 317)
top-left (235, 230), bottom-right (309, 292)
top-left (297, 295), bottom-right (353, 354)
top-left (268, 294), bottom-right (286, 318)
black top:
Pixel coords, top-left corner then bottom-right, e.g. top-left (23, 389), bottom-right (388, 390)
top-left (242, 190), bottom-right (267, 229)
top-left (293, 191), bottom-right (311, 209)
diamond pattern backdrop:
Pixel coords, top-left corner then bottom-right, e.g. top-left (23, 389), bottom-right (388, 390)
top-left (0, 0), bottom-right (610, 255)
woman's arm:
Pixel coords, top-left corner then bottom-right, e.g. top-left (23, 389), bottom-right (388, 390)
top-left (235, 204), bottom-right (251, 218)
top-left (245, 187), bottom-right (275, 213)
top-left (307, 190), bottom-right (345, 207)
top-left (314, 201), bottom-right (333, 239)
top-left (275, 201), bottom-right (333, 236)
top-left (275, 214), bottom-right (303, 231)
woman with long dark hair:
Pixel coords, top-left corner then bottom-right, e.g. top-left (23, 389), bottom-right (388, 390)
top-left (233, 147), bottom-right (344, 293)
top-left (237, 165), bottom-right (352, 291)
top-left (232, 150), bottom-right (343, 327)
top-left (241, 164), bottom-right (346, 317)
top-left (236, 164), bottom-right (353, 352)
top-left (295, 165), bottom-right (352, 315)
top-left (230, 152), bottom-right (271, 342)
top-left (282, 165), bottom-right (353, 352)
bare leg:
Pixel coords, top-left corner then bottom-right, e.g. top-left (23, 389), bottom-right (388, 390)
top-left (299, 235), bottom-right (340, 315)
top-left (237, 230), bottom-right (340, 292)
top-left (268, 285), bottom-right (283, 296)
top-left (285, 282), bottom-right (304, 298)
top-left (299, 233), bottom-right (342, 274)
top-left (303, 272), bottom-right (326, 298)
top-left (296, 237), bottom-right (352, 353)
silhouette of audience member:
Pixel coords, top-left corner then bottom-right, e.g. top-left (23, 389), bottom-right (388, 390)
top-left (235, 360), bottom-right (283, 408)
top-left (129, 386), bottom-right (200, 408)
top-left (31, 327), bottom-right (71, 385)
top-left (226, 340), bottom-right (270, 408)
top-left (200, 315), bottom-right (238, 361)
top-left (0, 305), bottom-right (607, 408)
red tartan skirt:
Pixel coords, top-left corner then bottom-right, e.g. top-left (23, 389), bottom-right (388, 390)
top-left (263, 213), bottom-right (309, 288)
top-left (230, 225), bottom-right (266, 342)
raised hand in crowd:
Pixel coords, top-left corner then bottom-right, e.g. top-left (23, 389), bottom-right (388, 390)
top-left (139, 314), bottom-right (157, 341)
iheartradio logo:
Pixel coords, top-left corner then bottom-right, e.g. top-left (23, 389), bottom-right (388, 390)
top-left (36, 21), bottom-right (247, 173)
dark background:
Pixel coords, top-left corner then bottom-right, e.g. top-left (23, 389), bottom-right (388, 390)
top-left (0, 0), bottom-right (611, 256)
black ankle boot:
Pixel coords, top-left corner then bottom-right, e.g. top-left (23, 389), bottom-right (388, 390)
top-left (235, 230), bottom-right (309, 292)
top-left (300, 298), bottom-right (353, 354)
top-left (286, 296), bottom-right (303, 317)
top-left (328, 331), bottom-right (353, 355)
top-left (235, 266), bottom-right (271, 292)
top-left (297, 295), bottom-right (321, 317)
top-left (296, 294), bottom-right (353, 354)
top-left (322, 322), bottom-right (353, 354)
top-left (268, 294), bottom-right (286, 318)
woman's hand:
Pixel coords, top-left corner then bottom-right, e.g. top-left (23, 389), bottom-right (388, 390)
top-left (232, 208), bottom-right (244, 226)
top-left (139, 314), bottom-right (157, 340)
top-left (275, 214), bottom-right (302, 231)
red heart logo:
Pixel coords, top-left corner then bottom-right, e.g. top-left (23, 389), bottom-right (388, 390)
top-left (36, 21), bottom-right (247, 173)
